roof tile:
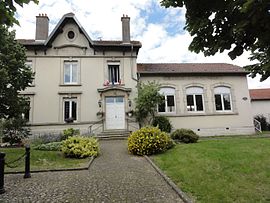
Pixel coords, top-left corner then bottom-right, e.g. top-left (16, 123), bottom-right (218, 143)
top-left (249, 88), bottom-right (270, 100)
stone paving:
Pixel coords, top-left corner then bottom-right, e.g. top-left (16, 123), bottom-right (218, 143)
top-left (0, 140), bottom-right (183, 202)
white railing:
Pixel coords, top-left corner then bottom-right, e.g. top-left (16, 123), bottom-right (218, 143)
top-left (254, 118), bottom-right (262, 133)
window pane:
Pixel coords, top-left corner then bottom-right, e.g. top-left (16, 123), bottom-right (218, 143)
top-left (116, 97), bottom-right (124, 103)
top-left (223, 94), bottom-right (231, 110)
top-left (158, 96), bottom-right (165, 112)
top-left (71, 64), bottom-right (77, 83)
top-left (106, 97), bottom-right (114, 103)
top-left (167, 95), bottom-right (175, 112)
top-left (72, 101), bottom-right (77, 120)
top-left (187, 95), bottom-right (194, 111)
top-left (195, 95), bottom-right (204, 111)
top-left (64, 101), bottom-right (70, 120)
top-left (64, 64), bottom-right (70, 83)
top-left (215, 94), bottom-right (222, 110)
top-left (108, 65), bottom-right (120, 84)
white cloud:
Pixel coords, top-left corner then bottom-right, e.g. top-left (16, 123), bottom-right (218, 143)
top-left (13, 0), bottom-right (270, 89)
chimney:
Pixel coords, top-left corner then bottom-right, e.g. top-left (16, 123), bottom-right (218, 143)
top-left (35, 13), bottom-right (49, 40)
top-left (121, 14), bottom-right (130, 44)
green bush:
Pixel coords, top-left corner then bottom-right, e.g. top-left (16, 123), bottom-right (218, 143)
top-left (171, 128), bottom-right (199, 143)
top-left (128, 126), bottom-right (174, 156)
top-left (33, 142), bottom-right (62, 151)
top-left (61, 136), bottom-right (99, 158)
top-left (152, 116), bottom-right (172, 133)
top-left (61, 128), bottom-right (80, 140)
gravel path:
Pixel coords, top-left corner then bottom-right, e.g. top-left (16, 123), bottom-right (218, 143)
top-left (0, 140), bottom-right (183, 202)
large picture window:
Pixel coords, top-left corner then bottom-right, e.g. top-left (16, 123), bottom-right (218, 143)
top-left (214, 86), bottom-right (232, 111)
top-left (64, 98), bottom-right (77, 122)
top-left (186, 87), bottom-right (204, 112)
top-left (64, 61), bottom-right (78, 84)
top-left (108, 64), bottom-right (120, 84)
top-left (158, 88), bottom-right (176, 113)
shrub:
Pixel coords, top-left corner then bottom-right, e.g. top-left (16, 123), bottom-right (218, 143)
top-left (33, 142), bottom-right (62, 151)
top-left (254, 115), bottom-right (270, 131)
top-left (61, 136), bottom-right (99, 158)
top-left (152, 116), bottom-right (172, 133)
top-left (2, 118), bottom-right (30, 145)
top-left (171, 128), bottom-right (199, 143)
top-left (128, 126), bottom-right (174, 156)
top-left (31, 133), bottom-right (62, 145)
top-left (61, 128), bottom-right (80, 140)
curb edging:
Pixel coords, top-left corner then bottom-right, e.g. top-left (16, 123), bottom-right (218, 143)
top-left (144, 155), bottom-right (193, 203)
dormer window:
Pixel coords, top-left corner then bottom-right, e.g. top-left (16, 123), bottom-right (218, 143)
top-left (108, 64), bottom-right (120, 85)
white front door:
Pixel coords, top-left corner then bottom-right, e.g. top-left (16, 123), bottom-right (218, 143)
top-left (106, 97), bottom-right (125, 129)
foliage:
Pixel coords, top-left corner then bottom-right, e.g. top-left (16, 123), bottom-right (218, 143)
top-left (161, 0), bottom-right (270, 81)
top-left (128, 126), bottom-right (174, 156)
top-left (0, 25), bottom-right (34, 119)
top-left (2, 117), bottom-right (30, 145)
top-left (152, 116), bottom-right (172, 133)
top-left (1, 147), bottom-right (91, 172)
top-left (62, 128), bottom-right (80, 140)
top-left (33, 142), bottom-right (62, 151)
top-left (135, 82), bottom-right (163, 127)
top-left (153, 138), bottom-right (270, 202)
top-left (61, 136), bottom-right (99, 158)
top-left (30, 133), bottom-right (62, 145)
top-left (171, 128), bottom-right (199, 143)
top-left (254, 115), bottom-right (270, 131)
top-left (0, 0), bottom-right (39, 26)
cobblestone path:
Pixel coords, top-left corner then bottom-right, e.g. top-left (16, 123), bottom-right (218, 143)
top-left (0, 140), bottom-right (183, 202)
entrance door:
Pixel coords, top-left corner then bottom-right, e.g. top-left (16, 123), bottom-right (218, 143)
top-left (106, 97), bottom-right (125, 129)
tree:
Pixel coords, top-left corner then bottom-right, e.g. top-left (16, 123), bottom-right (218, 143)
top-left (0, 0), bottom-right (38, 26)
top-left (135, 82), bottom-right (164, 127)
top-left (161, 0), bottom-right (270, 81)
top-left (0, 25), bottom-right (34, 119)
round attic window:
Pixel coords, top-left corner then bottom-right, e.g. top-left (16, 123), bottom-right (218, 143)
top-left (67, 31), bottom-right (75, 39)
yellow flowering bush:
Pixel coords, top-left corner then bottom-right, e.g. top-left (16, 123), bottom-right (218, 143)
top-left (61, 136), bottom-right (99, 158)
top-left (128, 126), bottom-right (174, 156)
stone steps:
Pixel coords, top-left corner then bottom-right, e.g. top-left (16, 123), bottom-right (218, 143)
top-left (96, 130), bottom-right (131, 140)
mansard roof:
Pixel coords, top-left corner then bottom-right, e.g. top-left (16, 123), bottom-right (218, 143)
top-left (249, 88), bottom-right (270, 100)
top-left (137, 63), bottom-right (248, 76)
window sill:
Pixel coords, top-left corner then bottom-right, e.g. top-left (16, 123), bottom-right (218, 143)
top-left (165, 112), bottom-right (238, 117)
top-left (59, 84), bottom-right (82, 87)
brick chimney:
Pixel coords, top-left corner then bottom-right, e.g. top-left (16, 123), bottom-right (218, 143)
top-left (121, 14), bottom-right (130, 44)
top-left (35, 13), bottom-right (49, 40)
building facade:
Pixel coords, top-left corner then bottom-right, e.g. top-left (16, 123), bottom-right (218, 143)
top-left (19, 13), bottom-right (255, 136)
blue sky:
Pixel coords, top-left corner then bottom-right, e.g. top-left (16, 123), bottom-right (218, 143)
top-left (13, 0), bottom-right (270, 88)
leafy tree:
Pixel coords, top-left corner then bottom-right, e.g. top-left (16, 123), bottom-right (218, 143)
top-left (161, 0), bottom-right (270, 81)
top-left (0, 0), bottom-right (38, 26)
top-left (0, 25), bottom-right (34, 119)
top-left (135, 81), bottom-right (164, 127)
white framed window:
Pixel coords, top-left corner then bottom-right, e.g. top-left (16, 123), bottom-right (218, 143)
top-left (158, 87), bottom-right (176, 113)
top-left (25, 61), bottom-right (32, 70)
top-left (186, 87), bottom-right (204, 112)
top-left (214, 86), bottom-right (232, 111)
top-left (108, 64), bottom-right (120, 84)
top-left (64, 98), bottom-right (77, 122)
top-left (64, 61), bottom-right (78, 84)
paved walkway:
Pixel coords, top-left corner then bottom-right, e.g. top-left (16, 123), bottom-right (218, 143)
top-left (0, 140), bottom-right (183, 202)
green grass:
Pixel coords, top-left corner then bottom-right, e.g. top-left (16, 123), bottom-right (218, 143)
top-left (152, 138), bottom-right (270, 203)
top-left (1, 147), bottom-right (91, 172)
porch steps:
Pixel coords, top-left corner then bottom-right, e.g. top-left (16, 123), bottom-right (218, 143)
top-left (96, 130), bottom-right (131, 140)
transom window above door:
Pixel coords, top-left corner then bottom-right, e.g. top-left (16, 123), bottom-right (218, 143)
top-left (64, 61), bottom-right (78, 84)
top-left (108, 64), bottom-right (120, 84)
top-left (186, 87), bottom-right (204, 112)
top-left (158, 87), bottom-right (176, 113)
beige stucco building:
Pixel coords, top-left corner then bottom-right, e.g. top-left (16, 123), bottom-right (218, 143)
top-left (19, 13), bottom-right (255, 136)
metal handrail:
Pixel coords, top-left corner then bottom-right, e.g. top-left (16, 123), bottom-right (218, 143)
top-left (254, 118), bottom-right (262, 133)
top-left (88, 119), bottom-right (104, 134)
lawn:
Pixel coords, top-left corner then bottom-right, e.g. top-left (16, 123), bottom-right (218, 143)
top-left (152, 137), bottom-right (270, 203)
top-left (1, 147), bottom-right (91, 173)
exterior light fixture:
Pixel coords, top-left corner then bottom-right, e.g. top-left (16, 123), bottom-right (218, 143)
top-left (98, 100), bottom-right (102, 108)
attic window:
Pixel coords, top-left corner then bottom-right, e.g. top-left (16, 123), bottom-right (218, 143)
top-left (67, 31), bottom-right (75, 39)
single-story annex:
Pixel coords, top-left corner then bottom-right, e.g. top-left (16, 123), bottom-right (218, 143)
top-left (18, 13), bottom-right (255, 136)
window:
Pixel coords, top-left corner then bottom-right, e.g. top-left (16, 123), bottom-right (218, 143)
top-left (64, 61), bottom-right (78, 84)
top-left (64, 98), bottom-right (77, 122)
top-left (214, 86), bottom-right (232, 111)
top-left (108, 64), bottom-right (120, 84)
top-left (158, 88), bottom-right (176, 113)
top-left (186, 87), bottom-right (204, 112)
top-left (22, 100), bottom-right (31, 122)
top-left (25, 61), bottom-right (32, 69)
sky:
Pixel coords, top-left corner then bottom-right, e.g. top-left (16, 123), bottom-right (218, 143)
top-left (13, 0), bottom-right (270, 89)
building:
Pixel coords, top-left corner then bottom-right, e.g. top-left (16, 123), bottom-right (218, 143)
top-left (18, 13), bottom-right (255, 136)
top-left (249, 88), bottom-right (270, 122)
